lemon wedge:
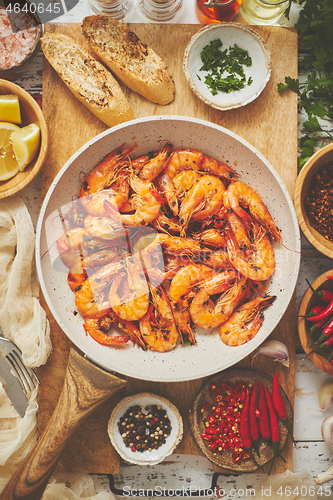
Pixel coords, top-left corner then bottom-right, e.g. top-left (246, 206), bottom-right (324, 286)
top-left (0, 95), bottom-right (22, 125)
top-left (0, 122), bottom-right (21, 181)
top-left (11, 123), bottom-right (40, 171)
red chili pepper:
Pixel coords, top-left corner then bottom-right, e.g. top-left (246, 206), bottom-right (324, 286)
top-left (239, 388), bottom-right (252, 450)
top-left (272, 374), bottom-right (296, 445)
top-left (306, 303), bottom-right (326, 318)
top-left (271, 372), bottom-right (287, 420)
top-left (306, 279), bottom-right (333, 303)
top-left (323, 318), bottom-right (333, 336)
top-left (249, 381), bottom-right (260, 454)
top-left (264, 387), bottom-right (280, 475)
top-left (306, 298), bottom-right (333, 322)
top-left (258, 382), bottom-right (270, 441)
top-left (326, 276), bottom-right (333, 281)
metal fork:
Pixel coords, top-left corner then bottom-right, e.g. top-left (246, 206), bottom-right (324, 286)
top-left (0, 327), bottom-right (39, 406)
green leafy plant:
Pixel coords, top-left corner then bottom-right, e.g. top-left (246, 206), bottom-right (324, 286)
top-left (278, 0), bottom-right (333, 170)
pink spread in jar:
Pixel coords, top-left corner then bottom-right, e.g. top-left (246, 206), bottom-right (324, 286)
top-left (0, 7), bottom-right (38, 70)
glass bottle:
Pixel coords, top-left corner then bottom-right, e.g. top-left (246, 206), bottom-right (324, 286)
top-left (195, 0), bottom-right (242, 24)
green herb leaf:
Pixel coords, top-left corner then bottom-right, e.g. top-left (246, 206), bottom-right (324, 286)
top-left (278, 0), bottom-right (333, 170)
top-left (198, 39), bottom-right (253, 96)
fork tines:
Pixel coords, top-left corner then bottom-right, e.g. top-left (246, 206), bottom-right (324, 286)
top-left (6, 349), bottom-right (39, 396)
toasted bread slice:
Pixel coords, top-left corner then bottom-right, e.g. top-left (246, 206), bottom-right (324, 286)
top-left (81, 16), bottom-right (175, 105)
top-left (41, 32), bottom-right (134, 128)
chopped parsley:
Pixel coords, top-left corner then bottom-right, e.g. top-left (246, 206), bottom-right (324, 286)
top-left (197, 38), bottom-right (253, 96)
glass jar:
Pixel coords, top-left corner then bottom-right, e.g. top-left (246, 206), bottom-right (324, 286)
top-left (137, 0), bottom-right (184, 22)
top-left (86, 0), bottom-right (134, 19)
top-left (239, 0), bottom-right (289, 25)
top-left (195, 0), bottom-right (242, 24)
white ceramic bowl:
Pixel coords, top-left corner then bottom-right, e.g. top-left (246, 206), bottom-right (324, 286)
top-left (183, 23), bottom-right (271, 111)
top-left (108, 393), bottom-right (183, 466)
top-left (36, 116), bottom-right (300, 382)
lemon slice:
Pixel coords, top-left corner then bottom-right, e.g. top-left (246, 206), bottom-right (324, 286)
top-left (11, 123), bottom-right (40, 172)
top-left (0, 95), bottom-right (22, 125)
top-left (0, 122), bottom-right (21, 181)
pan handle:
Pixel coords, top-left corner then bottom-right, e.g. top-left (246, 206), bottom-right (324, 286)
top-left (108, 472), bottom-right (222, 497)
top-left (0, 348), bottom-right (127, 500)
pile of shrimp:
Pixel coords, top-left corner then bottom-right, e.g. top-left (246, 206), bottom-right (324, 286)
top-left (56, 142), bottom-right (279, 352)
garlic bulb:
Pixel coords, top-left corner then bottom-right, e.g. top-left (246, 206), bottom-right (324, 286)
top-left (321, 414), bottom-right (333, 448)
top-left (251, 340), bottom-right (290, 367)
top-left (318, 380), bottom-right (333, 410)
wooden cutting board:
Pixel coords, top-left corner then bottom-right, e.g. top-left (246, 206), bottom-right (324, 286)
top-left (38, 22), bottom-right (298, 475)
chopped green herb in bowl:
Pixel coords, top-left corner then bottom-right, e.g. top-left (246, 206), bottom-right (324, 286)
top-left (198, 39), bottom-right (253, 96)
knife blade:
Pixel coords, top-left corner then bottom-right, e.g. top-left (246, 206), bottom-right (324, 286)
top-left (0, 352), bottom-right (29, 418)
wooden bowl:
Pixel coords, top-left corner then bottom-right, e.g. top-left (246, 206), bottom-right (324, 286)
top-left (0, 79), bottom-right (48, 199)
top-left (298, 269), bottom-right (333, 375)
top-left (294, 143), bottom-right (333, 259)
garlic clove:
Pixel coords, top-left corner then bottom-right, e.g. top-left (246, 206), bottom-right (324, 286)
top-left (318, 380), bottom-right (333, 410)
top-left (315, 465), bottom-right (333, 485)
top-left (251, 340), bottom-right (290, 367)
top-left (321, 414), bottom-right (333, 448)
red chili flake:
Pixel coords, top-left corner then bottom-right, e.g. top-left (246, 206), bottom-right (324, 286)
top-left (304, 161), bottom-right (333, 242)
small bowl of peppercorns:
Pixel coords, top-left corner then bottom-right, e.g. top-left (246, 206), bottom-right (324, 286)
top-left (294, 142), bottom-right (333, 259)
top-left (108, 393), bottom-right (183, 465)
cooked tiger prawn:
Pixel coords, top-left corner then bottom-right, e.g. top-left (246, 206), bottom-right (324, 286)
top-left (225, 210), bottom-right (252, 257)
top-left (193, 229), bottom-right (228, 248)
top-left (219, 295), bottom-right (276, 346)
top-left (189, 273), bottom-right (247, 329)
top-left (169, 264), bottom-right (217, 345)
top-left (173, 170), bottom-right (201, 201)
top-left (57, 227), bottom-right (89, 269)
top-left (139, 142), bottom-right (172, 181)
top-left (179, 175), bottom-right (226, 235)
top-left (150, 211), bottom-right (181, 235)
top-left (139, 285), bottom-right (179, 352)
top-left (84, 214), bottom-right (124, 240)
top-left (224, 181), bottom-right (281, 242)
top-left (160, 149), bottom-right (237, 215)
top-left (84, 315), bottom-right (130, 347)
top-left (105, 173), bottom-right (162, 226)
top-left (226, 222), bottom-right (275, 281)
top-left (75, 280), bottom-right (112, 319)
top-left (80, 144), bottom-right (133, 201)
top-left (108, 255), bottom-right (150, 321)
top-left (67, 247), bottom-right (121, 292)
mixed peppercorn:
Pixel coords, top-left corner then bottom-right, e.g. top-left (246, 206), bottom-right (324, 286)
top-left (304, 276), bottom-right (333, 364)
top-left (200, 373), bottom-right (291, 472)
top-left (303, 162), bottom-right (333, 242)
top-left (117, 404), bottom-right (172, 453)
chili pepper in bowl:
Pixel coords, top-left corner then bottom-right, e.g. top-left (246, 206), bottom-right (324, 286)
top-left (258, 382), bottom-right (270, 441)
top-left (306, 279), bottom-right (333, 303)
top-left (249, 381), bottom-right (260, 454)
top-left (271, 372), bottom-right (295, 444)
top-left (264, 387), bottom-right (280, 475)
top-left (306, 303), bottom-right (326, 318)
top-left (306, 298), bottom-right (333, 322)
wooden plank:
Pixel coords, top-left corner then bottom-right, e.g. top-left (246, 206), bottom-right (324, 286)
top-left (39, 22), bottom-right (298, 475)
